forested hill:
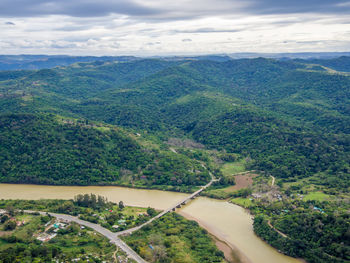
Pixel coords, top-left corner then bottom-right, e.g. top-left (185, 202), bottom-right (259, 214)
top-left (294, 56), bottom-right (350, 72)
top-left (0, 114), bottom-right (210, 188)
top-left (0, 57), bottom-right (349, 188)
top-left (0, 55), bottom-right (139, 70)
top-left (0, 54), bottom-right (231, 71)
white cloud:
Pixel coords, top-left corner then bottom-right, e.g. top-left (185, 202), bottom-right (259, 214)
top-left (0, 1), bottom-right (349, 55)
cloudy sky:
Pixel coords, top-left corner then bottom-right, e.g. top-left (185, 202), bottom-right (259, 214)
top-left (1, 0), bottom-right (350, 55)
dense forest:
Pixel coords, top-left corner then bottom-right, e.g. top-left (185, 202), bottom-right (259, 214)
top-left (0, 55), bottom-right (140, 70)
top-left (254, 206), bottom-right (349, 263)
top-left (191, 108), bottom-right (350, 185)
top-left (0, 113), bottom-right (147, 185)
top-left (0, 56), bottom-right (348, 188)
top-left (0, 113), bottom-right (209, 187)
top-left (294, 56), bottom-right (350, 72)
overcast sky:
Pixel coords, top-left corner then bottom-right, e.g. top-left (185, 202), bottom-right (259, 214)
top-left (1, 0), bottom-right (350, 55)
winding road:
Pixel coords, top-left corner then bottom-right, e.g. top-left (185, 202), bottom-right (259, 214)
top-left (25, 210), bottom-right (147, 263)
top-left (23, 173), bottom-right (218, 263)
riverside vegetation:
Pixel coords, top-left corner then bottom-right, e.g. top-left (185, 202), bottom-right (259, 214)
top-left (122, 213), bottom-right (225, 263)
top-left (206, 164), bottom-right (350, 263)
top-left (0, 55), bottom-right (349, 262)
top-left (0, 209), bottom-right (122, 262)
top-left (0, 195), bottom-right (225, 263)
top-left (0, 194), bottom-right (158, 233)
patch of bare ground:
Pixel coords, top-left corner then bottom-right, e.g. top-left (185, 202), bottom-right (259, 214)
top-left (223, 173), bottom-right (258, 193)
top-left (166, 138), bottom-right (205, 149)
top-left (0, 231), bottom-right (13, 237)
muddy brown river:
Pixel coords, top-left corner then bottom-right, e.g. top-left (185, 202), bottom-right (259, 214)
top-left (0, 184), bottom-right (301, 263)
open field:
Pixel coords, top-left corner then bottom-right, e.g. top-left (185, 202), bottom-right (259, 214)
top-left (223, 173), bottom-right (258, 192)
top-left (303, 192), bottom-right (331, 201)
top-left (230, 197), bottom-right (253, 208)
top-left (221, 160), bottom-right (247, 177)
top-left (204, 172), bottom-right (258, 199)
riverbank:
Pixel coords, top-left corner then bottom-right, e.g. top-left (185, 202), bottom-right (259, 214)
top-left (0, 181), bottom-right (200, 194)
top-left (0, 183), bottom-right (303, 263)
top-left (1, 198), bottom-right (225, 263)
top-left (179, 197), bottom-right (302, 263)
top-left (179, 210), bottom-right (252, 263)
top-left (0, 183), bottom-right (188, 210)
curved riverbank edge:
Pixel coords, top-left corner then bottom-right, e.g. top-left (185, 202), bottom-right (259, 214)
top-left (179, 210), bottom-right (252, 263)
top-left (202, 200), bottom-right (306, 263)
top-left (0, 183), bottom-right (303, 263)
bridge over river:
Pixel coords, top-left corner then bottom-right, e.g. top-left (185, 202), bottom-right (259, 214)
top-left (25, 176), bottom-right (218, 263)
top-left (116, 177), bottom-right (218, 236)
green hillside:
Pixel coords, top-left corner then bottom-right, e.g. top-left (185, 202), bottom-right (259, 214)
top-left (190, 108), bottom-right (349, 187)
top-left (0, 56), bottom-right (349, 263)
top-left (295, 56), bottom-right (350, 72)
top-left (0, 113), bottom-right (209, 188)
top-left (0, 57), bottom-right (349, 189)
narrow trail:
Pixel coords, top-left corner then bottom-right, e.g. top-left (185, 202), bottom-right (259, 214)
top-left (232, 170), bottom-right (258, 176)
top-left (113, 247), bottom-right (119, 262)
top-left (169, 147), bottom-right (178, 154)
top-left (267, 220), bottom-right (288, 238)
top-left (270, 175), bottom-right (275, 186)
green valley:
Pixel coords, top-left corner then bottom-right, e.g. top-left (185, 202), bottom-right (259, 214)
top-left (0, 55), bottom-right (349, 263)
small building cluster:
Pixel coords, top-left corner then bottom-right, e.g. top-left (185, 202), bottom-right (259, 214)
top-left (313, 206), bottom-right (325, 213)
top-left (36, 219), bottom-right (69, 242)
top-left (0, 209), bottom-right (7, 215)
top-left (0, 209), bottom-right (26, 227)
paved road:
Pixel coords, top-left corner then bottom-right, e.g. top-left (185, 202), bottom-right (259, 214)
top-left (23, 167), bottom-right (218, 261)
top-left (117, 174), bottom-right (218, 236)
top-left (23, 176), bottom-right (214, 262)
top-left (25, 210), bottom-right (147, 263)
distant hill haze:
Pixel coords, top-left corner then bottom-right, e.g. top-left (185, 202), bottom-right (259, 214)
top-left (1, 53), bottom-right (350, 70)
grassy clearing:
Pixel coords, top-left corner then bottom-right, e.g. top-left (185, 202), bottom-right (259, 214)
top-left (303, 192), bottom-right (331, 201)
top-left (115, 206), bottom-right (148, 217)
top-left (15, 214), bottom-right (33, 221)
top-left (230, 197), bottom-right (253, 208)
top-left (94, 126), bottom-right (111, 132)
top-left (221, 159), bottom-right (247, 177)
top-left (282, 173), bottom-right (336, 194)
